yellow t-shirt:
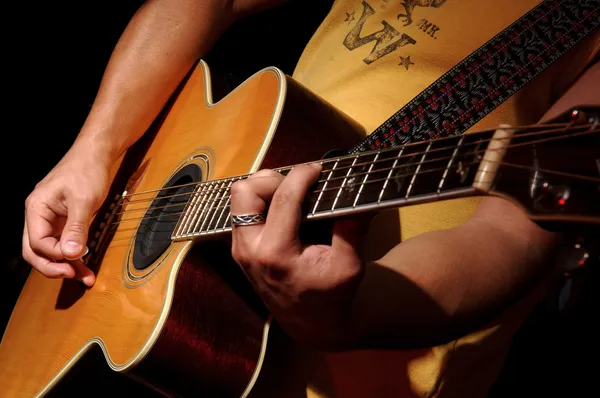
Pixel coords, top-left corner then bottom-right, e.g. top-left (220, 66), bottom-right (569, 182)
top-left (291, 0), bottom-right (599, 397)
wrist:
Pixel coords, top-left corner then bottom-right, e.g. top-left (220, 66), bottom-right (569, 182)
top-left (68, 130), bottom-right (124, 168)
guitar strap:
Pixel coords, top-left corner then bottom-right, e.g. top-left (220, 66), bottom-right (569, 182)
top-left (347, 0), bottom-right (600, 154)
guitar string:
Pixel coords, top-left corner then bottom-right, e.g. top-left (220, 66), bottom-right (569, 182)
top-left (112, 127), bottom-right (598, 218)
top-left (117, 121), bottom-right (575, 201)
top-left (106, 153), bottom-right (600, 244)
top-left (113, 128), bottom-right (600, 223)
top-left (113, 122), bottom-right (591, 219)
top-left (119, 122), bottom-right (587, 207)
top-left (107, 128), bottom-right (599, 231)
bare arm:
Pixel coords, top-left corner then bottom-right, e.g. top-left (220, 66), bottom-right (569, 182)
top-left (228, 61), bottom-right (599, 351)
top-left (73, 0), bottom-right (284, 164)
top-left (22, 0), bottom-right (284, 284)
top-left (348, 61), bottom-right (600, 349)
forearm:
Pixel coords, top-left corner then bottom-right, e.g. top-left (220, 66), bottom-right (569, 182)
top-left (342, 62), bottom-right (599, 350)
top-left (70, 0), bottom-right (236, 164)
top-left (346, 198), bottom-right (559, 350)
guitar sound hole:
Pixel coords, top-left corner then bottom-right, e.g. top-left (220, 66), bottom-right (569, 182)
top-left (133, 164), bottom-right (202, 270)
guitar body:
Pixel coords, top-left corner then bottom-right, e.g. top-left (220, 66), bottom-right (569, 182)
top-left (0, 60), bottom-right (364, 397)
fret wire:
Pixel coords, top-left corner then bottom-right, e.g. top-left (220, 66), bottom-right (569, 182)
top-left (183, 151), bottom-right (504, 227)
top-left (312, 160), bottom-right (338, 214)
top-left (438, 136), bottom-right (464, 193)
top-left (353, 151), bottom-right (379, 207)
top-left (168, 124), bottom-right (591, 237)
top-left (224, 206), bottom-right (232, 229)
top-left (182, 159), bottom-right (485, 217)
top-left (317, 123), bottom-right (576, 174)
top-left (126, 122), bottom-right (578, 205)
top-left (179, 158), bottom-right (487, 224)
top-left (204, 179), bottom-right (229, 233)
top-left (216, 179), bottom-right (235, 231)
top-left (190, 181), bottom-right (216, 235)
top-left (332, 155), bottom-right (359, 211)
top-left (181, 183), bottom-right (206, 236)
top-left (206, 180), bottom-right (228, 232)
top-left (187, 182), bottom-right (213, 236)
top-left (378, 147), bottom-right (403, 203)
top-left (172, 194), bottom-right (187, 238)
top-left (200, 180), bottom-right (225, 233)
top-left (172, 125), bottom-right (589, 218)
top-left (172, 184), bottom-right (195, 237)
top-left (405, 142), bottom-right (432, 199)
top-left (195, 182), bottom-right (216, 234)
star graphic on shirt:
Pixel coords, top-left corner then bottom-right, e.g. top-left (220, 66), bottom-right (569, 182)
top-left (398, 55), bottom-right (414, 70)
top-left (345, 11), bottom-right (355, 24)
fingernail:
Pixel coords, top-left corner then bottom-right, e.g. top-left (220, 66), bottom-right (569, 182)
top-left (81, 274), bottom-right (95, 287)
top-left (66, 240), bottom-right (82, 251)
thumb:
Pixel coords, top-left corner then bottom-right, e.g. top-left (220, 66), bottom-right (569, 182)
top-left (331, 212), bottom-right (374, 259)
top-left (60, 202), bottom-right (92, 260)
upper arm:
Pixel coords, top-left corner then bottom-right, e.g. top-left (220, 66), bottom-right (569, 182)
top-left (541, 60), bottom-right (599, 122)
top-left (472, 60), bottom-right (599, 250)
top-left (232, 0), bottom-right (289, 19)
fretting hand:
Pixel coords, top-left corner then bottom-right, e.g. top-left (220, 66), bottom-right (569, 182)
top-left (229, 163), bottom-right (370, 348)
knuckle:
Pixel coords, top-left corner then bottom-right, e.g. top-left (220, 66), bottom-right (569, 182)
top-left (231, 245), bottom-right (244, 263)
top-left (232, 247), bottom-right (255, 270)
top-left (70, 193), bottom-right (96, 206)
top-left (230, 180), bottom-right (251, 198)
top-left (65, 222), bottom-right (87, 236)
top-left (257, 246), bottom-right (282, 268)
top-left (24, 193), bottom-right (40, 212)
top-left (21, 248), bottom-right (33, 263)
top-left (27, 239), bottom-right (45, 256)
top-left (251, 169), bottom-right (273, 179)
top-left (252, 169), bottom-right (282, 180)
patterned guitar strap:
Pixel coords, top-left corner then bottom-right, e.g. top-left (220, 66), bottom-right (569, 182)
top-left (347, 0), bottom-right (600, 154)
top-left (346, 0), bottom-right (600, 314)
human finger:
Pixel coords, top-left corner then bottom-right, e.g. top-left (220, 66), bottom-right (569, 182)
top-left (22, 221), bottom-right (76, 279)
top-left (230, 170), bottom-right (284, 249)
top-left (25, 199), bottom-right (66, 262)
top-left (262, 163), bottom-right (322, 254)
top-left (70, 258), bottom-right (96, 287)
top-left (59, 193), bottom-right (95, 260)
top-left (330, 213), bottom-right (373, 262)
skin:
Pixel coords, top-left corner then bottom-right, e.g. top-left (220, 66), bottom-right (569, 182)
top-left (22, 0), bottom-right (284, 286)
top-left (21, 0), bottom-right (599, 350)
top-left (229, 62), bottom-right (600, 349)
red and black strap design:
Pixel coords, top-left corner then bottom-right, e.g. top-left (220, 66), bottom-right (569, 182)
top-left (348, 0), bottom-right (600, 154)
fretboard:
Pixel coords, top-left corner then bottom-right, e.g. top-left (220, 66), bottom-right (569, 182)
top-left (171, 131), bottom-right (495, 241)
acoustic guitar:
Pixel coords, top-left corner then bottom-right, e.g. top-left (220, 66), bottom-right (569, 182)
top-left (0, 59), bottom-right (598, 397)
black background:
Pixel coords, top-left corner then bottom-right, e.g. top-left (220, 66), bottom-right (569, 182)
top-left (1, 1), bottom-right (596, 396)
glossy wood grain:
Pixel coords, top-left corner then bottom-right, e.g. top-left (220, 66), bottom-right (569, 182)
top-left (0, 61), bottom-right (285, 397)
top-left (0, 58), bottom-right (365, 398)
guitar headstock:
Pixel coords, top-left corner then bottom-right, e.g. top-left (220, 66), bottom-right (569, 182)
top-left (485, 107), bottom-right (600, 227)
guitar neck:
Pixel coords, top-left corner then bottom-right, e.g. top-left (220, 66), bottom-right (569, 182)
top-left (171, 128), bottom-right (504, 241)
top-left (170, 111), bottom-right (600, 241)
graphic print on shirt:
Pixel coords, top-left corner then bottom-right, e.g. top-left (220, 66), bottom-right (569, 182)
top-left (397, 0), bottom-right (447, 26)
top-left (343, 0), bottom-right (448, 66)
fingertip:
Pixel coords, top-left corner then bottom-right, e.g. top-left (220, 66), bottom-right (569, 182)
top-left (80, 273), bottom-right (96, 287)
top-left (309, 162), bottom-right (323, 172)
top-left (71, 260), bottom-right (96, 287)
top-left (61, 240), bottom-right (85, 260)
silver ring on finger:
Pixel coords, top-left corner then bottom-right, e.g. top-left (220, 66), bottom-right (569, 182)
top-left (231, 212), bottom-right (267, 226)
